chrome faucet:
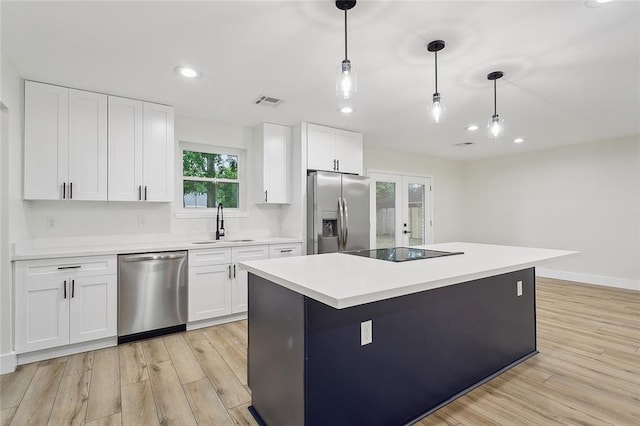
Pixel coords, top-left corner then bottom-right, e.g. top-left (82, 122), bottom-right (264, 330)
top-left (216, 203), bottom-right (225, 240)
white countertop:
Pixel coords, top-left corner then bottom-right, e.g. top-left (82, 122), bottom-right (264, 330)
top-left (239, 242), bottom-right (577, 309)
top-left (12, 235), bottom-right (302, 261)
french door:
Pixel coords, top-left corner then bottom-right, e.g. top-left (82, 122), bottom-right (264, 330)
top-left (369, 172), bottom-right (432, 249)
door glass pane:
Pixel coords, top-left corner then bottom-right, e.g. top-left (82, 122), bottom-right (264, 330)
top-left (375, 182), bottom-right (396, 248)
top-left (407, 184), bottom-right (425, 246)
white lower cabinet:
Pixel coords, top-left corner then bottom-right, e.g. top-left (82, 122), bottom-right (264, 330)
top-left (231, 246), bottom-right (269, 314)
top-left (15, 256), bottom-right (117, 353)
top-left (188, 242), bottom-right (302, 322)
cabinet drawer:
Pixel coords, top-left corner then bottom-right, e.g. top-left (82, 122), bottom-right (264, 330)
top-left (189, 247), bottom-right (232, 266)
top-left (232, 245), bottom-right (268, 262)
top-left (15, 255), bottom-right (117, 280)
top-left (269, 243), bottom-right (302, 258)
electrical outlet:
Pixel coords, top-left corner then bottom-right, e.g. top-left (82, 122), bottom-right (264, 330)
top-left (517, 280), bottom-right (523, 296)
top-left (46, 217), bottom-right (56, 229)
top-left (361, 320), bottom-right (372, 346)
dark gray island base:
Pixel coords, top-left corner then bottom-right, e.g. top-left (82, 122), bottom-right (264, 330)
top-left (247, 268), bottom-right (536, 426)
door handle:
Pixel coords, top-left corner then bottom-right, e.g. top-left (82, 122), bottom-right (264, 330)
top-left (233, 264), bottom-right (236, 278)
top-left (342, 197), bottom-right (349, 249)
top-left (333, 159), bottom-right (337, 171)
top-left (70, 182), bottom-right (73, 199)
top-left (144, 185), bottom-right (148, 201)
top-left (138, 185), bottom-right (142, 201)
top-left (228, 265), bottom-right (232, 279)
top-left (121, 253), bottom-right (186, 262)
top-left (63, 280), bottom-right (67, 299)
top-left (71, 279), bottom-right (75, 298)
top-left (62, 182), bottom-right (66, 199)
top-left (57, 265), bottom-right (81, 270)
top-left (336, 159), bottom-right (340, 171)
top-left (265, 190), bottom-right (268, 202)
top-left (337, 197), bottom-right (344, 251)
top-left (403, 230), bottom-right (411, 234)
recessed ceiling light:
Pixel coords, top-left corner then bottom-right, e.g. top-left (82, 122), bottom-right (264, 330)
top-left (584, 0), bottom-right (614, 7)
top-left (513, 137), bottom-right (525, 144)
top-left (465, 124), bottom-right (479, 131)
top-left (175, 66), bottom-right (201, 78)
top-left (339, 106), bottom-right (354, 114)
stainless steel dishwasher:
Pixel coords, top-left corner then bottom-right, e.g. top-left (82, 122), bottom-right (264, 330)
top-left (118, 251), bottom-right (188, 343)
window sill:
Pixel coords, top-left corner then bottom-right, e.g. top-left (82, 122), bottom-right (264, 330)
top-left (174, 209), bottom-right (250, 219)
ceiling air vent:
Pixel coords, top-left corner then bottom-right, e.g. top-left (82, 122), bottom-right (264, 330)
top-left (254, 95), bottom-right (283, 107)
top-left (455, 142), bottom-right (475, 147)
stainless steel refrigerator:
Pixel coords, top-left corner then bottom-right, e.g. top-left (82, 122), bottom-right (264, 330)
top-left (307, 171), bottom-right (370, 254)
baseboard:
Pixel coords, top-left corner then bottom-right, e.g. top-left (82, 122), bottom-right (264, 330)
top-left (0, 351), bottom-right (17, 374)
top-left (187, 313), bottom-right (247, 331)
top-left (536, 268), bottom-right (640, 291)
top-left (17, 337), bottom-right (117, 366)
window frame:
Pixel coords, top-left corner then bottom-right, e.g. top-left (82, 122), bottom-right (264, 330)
top-left (175, 141), bottom-right (249, 219)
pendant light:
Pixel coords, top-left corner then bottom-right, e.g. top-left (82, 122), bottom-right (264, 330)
top-left (487, 71), bottom-right (505, 139)
top-left (336, 1), bottom-right (357, 100)
top-left (426, 40), bottom-right (445, 123)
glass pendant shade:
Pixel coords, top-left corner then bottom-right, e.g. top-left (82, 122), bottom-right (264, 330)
top-left (428, 93), bottom-right (445, 123)
top-left (488, 114), bottom-right (504, 139)
top-left (337, 60), bottom-right (357, 99)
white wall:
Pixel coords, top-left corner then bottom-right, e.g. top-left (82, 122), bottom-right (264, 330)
top-left (364, 146), bottom-right (467, 243)
top-left (1, 50), bottom-right (22, 370)
top-left (463, 136), bottom-right (640, 289)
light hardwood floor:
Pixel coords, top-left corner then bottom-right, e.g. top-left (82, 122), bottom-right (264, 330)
top-left (1, 278), bottom-right (639, 425)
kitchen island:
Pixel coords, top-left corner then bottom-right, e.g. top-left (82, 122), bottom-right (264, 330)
top-left (239, 242), bottom-right (576, 426)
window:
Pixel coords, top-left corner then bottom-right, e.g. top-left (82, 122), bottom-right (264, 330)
top-left (182, 147), bottom-right (240, 209)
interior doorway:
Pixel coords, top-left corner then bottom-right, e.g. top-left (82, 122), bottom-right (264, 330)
top-left (369, 172), bottom-right (433, 249)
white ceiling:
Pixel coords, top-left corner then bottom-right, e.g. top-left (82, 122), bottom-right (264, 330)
top-left (2, 0), bottom-right (639, 160)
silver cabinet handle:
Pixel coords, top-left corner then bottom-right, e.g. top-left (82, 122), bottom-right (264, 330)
top-left (121, 253), bottom-right (186, 262)
top-left (228, 264), bottom-right (232, 279)
top-left (280, 249), bottom-right (293, 253)
top-left (265, 190), bottom-right (268, 202)
top-left (333, 159), bottom-right (337, 171)
top-left (233, 264), bottom-right (236, 278)
top-left (71, 279), bottom-right (75, 298)
top-left (62, 182), bottom-right (66, 199)
top-left (63, 280), bottom-right (67, 299)
top-left (138, 185), bottom-right (142, 201)
top-left (70, 182), bottom-right (73, 199)
top-left (144, 185), bottom-right (148, 201)
top-left (336, 159), bottom-right (340, 171)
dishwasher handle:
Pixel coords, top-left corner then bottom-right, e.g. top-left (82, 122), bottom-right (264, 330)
top-left (121, 252), bottom-right (186, 262)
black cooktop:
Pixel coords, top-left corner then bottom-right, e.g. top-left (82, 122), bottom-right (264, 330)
top-left (346, 247), bottom-right (464, 263)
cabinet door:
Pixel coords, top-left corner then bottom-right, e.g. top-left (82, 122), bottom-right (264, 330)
top-left (68, 89), bottom-right (108, 200)
top-left (108, 96), bottom-right (143, 201)
top-left (335, 129), bottom-right (363, 175)
top-left (24, 81), bottom-right (69, 200)
top-left (262, 123), bottom-right (291, 203)
top-left (69, 275), bottom-right (117, 344)
top-left (231, 246), bottom-right (268, 313)
top-left (307, 123), bottom-right (336, 172)
top-left (15, 278), bottom-right (69, 353)
top-left (142, 102), bottom-right (174, 202)
top-left (188, 264), bottom-right (232, 321)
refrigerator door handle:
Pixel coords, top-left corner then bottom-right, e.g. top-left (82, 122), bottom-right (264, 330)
top-left (343, 197), bottom-right (349, 249)
top-left (338, 197), bottom-right (344, 251)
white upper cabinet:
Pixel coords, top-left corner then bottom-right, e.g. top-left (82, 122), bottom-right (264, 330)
top-left (143, 102), bottom-right (174, 202)
top-left (107, 96), bottom-right (143, 201)
top-left (306, 123), bottom-right (363, 175)
top-left (108, 97), bottom-right (174, 202)
top-left (253, 122), bottom-right (291, 204)
top-left (24, 81), bottom-right (107, 200)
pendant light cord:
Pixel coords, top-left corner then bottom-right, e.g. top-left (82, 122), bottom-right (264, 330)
top-left (493, 78), bottom-right (497, 116)
top-left (344, 9), bottom-right (348, 61)
top-left (434, 50), bottom-right (438, 93)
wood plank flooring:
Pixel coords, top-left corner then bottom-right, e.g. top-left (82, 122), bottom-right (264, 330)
top-left (1, 278), bottom-right (638, 425)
